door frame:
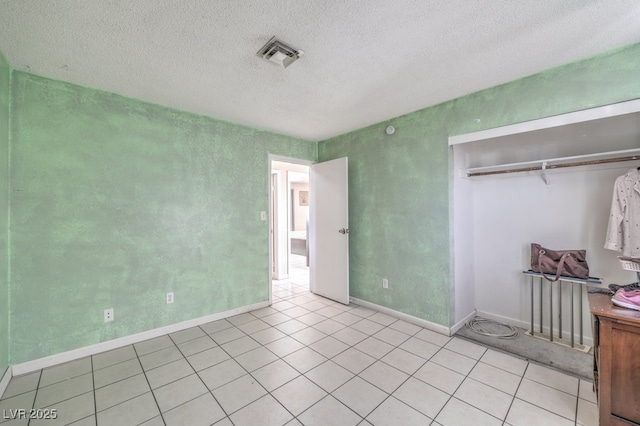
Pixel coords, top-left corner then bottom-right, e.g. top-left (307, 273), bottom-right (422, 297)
top-left (268, 154), bottom-right (313, 305)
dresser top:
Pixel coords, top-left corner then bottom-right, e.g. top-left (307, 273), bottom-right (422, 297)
top-left (589, 292), bottom-right (640, 325)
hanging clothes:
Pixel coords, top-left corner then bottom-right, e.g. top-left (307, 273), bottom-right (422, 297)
top-left (605, 168), bottom-right (640, 257)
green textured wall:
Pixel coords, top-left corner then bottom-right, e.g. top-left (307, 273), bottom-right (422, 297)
top-left (0, 52), bottom-right (9, 374)
top-left (9, 72), bottom-right (316, 363)
top-left (319, 42), bottom-right (640, 327)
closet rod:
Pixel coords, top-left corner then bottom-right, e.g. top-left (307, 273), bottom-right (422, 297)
top-left (468, 155), bottom-right (640, 177)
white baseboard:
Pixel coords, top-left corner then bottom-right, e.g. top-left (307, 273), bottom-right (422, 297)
top-left (451, 309), bottom-right (478, 335)
top-left (0, 366), bottom-right (11, 399)
top-left (476, 310), bottom-right (594, 347)
top-left (350, 297), bottom-right (450, 336)
top-left (12, 301), bottom-right (270, 376)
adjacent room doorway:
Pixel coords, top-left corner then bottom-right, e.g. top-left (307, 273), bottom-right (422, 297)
top-left (269, 156), bottom-right (350, 305)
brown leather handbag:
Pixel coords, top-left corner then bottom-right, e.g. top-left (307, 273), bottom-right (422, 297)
top-left (530, 243), bottom-right (590, 281)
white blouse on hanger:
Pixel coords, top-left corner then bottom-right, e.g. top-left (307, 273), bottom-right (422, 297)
top-left (605, 168), bottom-right (640, 257)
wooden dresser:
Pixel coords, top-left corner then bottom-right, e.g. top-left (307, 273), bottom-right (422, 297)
top-left (589, 293), bottom-right (640, 426)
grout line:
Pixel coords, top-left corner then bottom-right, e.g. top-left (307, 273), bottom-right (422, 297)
top-left (132, 344), bottom-right (166, 425)
top-left (24, 369), bottom-right (41, 426)
top-left (90, 356), bottom-right (97, 425)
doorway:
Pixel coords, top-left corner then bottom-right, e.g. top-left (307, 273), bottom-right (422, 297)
top-left (270, 158), bottom-right (311, 303)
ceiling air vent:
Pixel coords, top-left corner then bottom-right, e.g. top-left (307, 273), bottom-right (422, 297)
top-left (257, 36), bottom-right (304, 68)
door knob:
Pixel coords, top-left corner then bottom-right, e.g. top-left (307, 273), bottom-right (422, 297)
top-left (338, 228), bottom-right (350, 234)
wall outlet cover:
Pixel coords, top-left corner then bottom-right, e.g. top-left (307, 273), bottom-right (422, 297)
top-left (166, 292), bottom-right (174, 304)
top-left (104, 308), bottom-right (114, 322)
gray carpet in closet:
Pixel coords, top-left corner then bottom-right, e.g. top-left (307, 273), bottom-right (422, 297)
top-left (455, 321), bottom-right (593, 381)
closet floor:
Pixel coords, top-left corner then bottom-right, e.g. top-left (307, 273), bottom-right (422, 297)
top-left (1, 280), bottom-right (596, 426)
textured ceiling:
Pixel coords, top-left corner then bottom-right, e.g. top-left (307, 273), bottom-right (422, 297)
top-left (1, 1), bottom-right (640, 141)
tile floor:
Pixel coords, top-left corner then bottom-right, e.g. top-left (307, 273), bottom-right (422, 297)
top-left (0, 256), bottom-right (598, 425)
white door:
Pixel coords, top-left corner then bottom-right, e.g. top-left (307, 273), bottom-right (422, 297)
top-left (309, 157), bottom-right (349, 304)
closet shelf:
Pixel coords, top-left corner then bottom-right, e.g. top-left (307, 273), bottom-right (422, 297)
top-left (466, 148), bottom-right (640, 178)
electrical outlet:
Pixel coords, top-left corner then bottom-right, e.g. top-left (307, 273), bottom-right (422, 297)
top-left (260, 211), bottom-right (267, 221)
top-left (382, 278), bottom-right (388, 289)
top-left (104, 308), bottom-right (114, 322)
top-left (166, 292), bottom-right (174, 304)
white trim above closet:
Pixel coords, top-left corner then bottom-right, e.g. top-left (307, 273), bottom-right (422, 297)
top-left (449, 98), bottom-right (640, 146)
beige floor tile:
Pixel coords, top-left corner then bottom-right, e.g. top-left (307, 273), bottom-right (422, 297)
top-left (392, 377), bottom-right (449, 419)
top-left (576, 397), bottom-right (598, 426)
top-left (444, 337), bottom-right (487, 360)
top-left (414, 328), bottom-right (451, 347)
top-left (236, 319), bottom-right (270, 335)
top-left (1, 372), bottom-right (40, 400)
top-left (524, 363), bottom-right (579, 396)
top-left (398, 336), bottom-right (439, 360)
top-left (145, 358), bottom-right (194, 389)
top-left (505, 398), bottom-right (574, 426)
top-left (380, 347), bottom-right (425, 375)
top-left (469, 362), bottom-right (522, 395)
top-left (578, 379), bottom-right (596, 404)
top-left (290, 327), bottom-right (327, 345)
top-left (212, 374), bottom-right (268, 415)
top-left (31, 392), bottom-right (95, 426)
top-left (153, 374), bottom-right (208, 413)
top-left (199, 319), bottom-right (233, 335)
top-left (93, 358), bottom-right (142, 388)
top-left (251, 359), bottom-right (300, 392)
top-left (235, 346), bottom-right (278, 372)
top-left (436, 398), bottom-right (502, 426)
top-left (309, 336), bottom-right (349, 358)
top-left (480, 349), bottom-right (528, 376)
top-left (264, 336), bottom-right (305, 358)
top-left (34, 373), bottom-right (93, 409)
top-left (163, 393), bottom-right (226, 426)
top-left (332, 348), bottom-right (376, 374)
top-left (96, 393), bottom-right (159, 426)
top-left (229, 395), bottom-right (293, 426)
top-left (272, 376), bottom-right (327, 416)
top-left (305, 361), bottom-right (353, 393)
top-left (515, 378), bottom-right (577, 421)
top-left (39, 358), bottom-right (92, 387)
top-left (176, 335), bottom-right (217, 357)
top-left (187, 346), bottom-right (230, 372)
top-left (169, 326), bottom-right (206, 344)
top-left (312, 319), bottom-right (347, 335)
top-left (198, 359), bottom-right (246, 390)
top-left (366, 396), bottom-right (431, 425)
top-left (95, 373), bottom-right (150, 412)
top-left (92, 346), bottom-right (137, 371)
top-left (134, 335), bottom-right (174, 356)
top-left (430, 348), bottom-right (477, 375)
top-left (283, 347), bottom-right (327, 373)
top-left (388, 320), bottom-right (422, 335)
top-left (332, 377), bottom-right (387, 418)
top-left (297, 395), bottom-right (362, 426)
top-left (139, 346), bottom-right (183, 371)
top-left (453, 377), bottom-right (513, 420)
top-left (249, 327), bottom-right (286, 345)
top-left (413, 361), bottom-right (465, 395)
top-left (360, 361), bottom-right (409, 394)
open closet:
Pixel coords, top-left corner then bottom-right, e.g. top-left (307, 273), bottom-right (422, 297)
top-left (450, 99), bottom-right (640, 346)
